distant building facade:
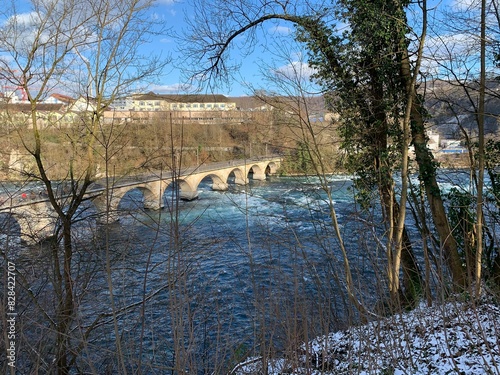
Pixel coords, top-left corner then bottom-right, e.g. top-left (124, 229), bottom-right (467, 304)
top-left (0, 95), bottom-right (98, 129)
top-left (113, 93), bottom-right (237, 112)
top-left (1, 91), bottom-right (333, 129)
top-left (0, 102), bottom-right (68, 128)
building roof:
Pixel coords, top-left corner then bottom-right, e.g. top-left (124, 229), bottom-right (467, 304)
top-left (49, 93), bottom-right (74, 104)
top-left (133, 92), bottom-right (232, 103)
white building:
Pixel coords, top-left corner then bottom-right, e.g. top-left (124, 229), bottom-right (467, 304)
top-left (427, 130), bottom-right (440, 152)
top-left (112, 93), bottom-right (237, 112)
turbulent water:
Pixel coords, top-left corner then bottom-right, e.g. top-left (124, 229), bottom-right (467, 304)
top-left (90, 175), bottom-right (363, 367)
top-left (1, 170), bottom-right (476, 372)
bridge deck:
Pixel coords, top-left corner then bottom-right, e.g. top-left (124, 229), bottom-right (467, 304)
top-left (0, 157), bottom-right (281, 211)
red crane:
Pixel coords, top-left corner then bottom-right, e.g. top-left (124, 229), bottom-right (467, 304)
top-left (3, 85), bottom-right (28, 101)
top-left (1, 68), bottom-right (28, 101)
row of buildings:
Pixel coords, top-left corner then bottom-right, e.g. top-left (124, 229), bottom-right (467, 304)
top-left (0, 91), bottom-right (279, 127)
top-left (112, 93), bottom-right (238, 112)
top-left (0, 91), bottom-right (252, 113)
top-left (0, 89), bottom-right (468, 154)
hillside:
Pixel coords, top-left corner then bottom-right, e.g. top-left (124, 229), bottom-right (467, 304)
top-left (425, 79), bottom-right (500, 139)
top-left (232, 293), bottom-right (500, 374)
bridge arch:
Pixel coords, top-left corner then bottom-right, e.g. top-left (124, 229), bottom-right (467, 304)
top-left (248, 164), bottom-right (266, 180)
top-left (0, 213), bottom-right (22, 243)
top-left (179, 166), bottom-right (254, 199)
top-left (93, 180), bottom-right (168, 218)
top-left (176, 178), bottom-right (199, 201)
top-left (266, 161), bottom-right (279, 174)
top-left (3, 201), bottom-right (59, 244)
top-left (0, 157), bottom-right (282, 241)
top-left (115, 186), bottom-right (162, 211)
top-left (186, 173), bottom-right (229, 193)
top-left (231, 167), bottom-right (249, 185)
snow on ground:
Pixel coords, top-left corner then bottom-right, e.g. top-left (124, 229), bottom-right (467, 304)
top-left (232, 294), bottom-right (500, 374)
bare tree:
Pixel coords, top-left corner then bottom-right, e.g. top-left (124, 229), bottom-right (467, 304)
top-left (0, 0), bottom-right (167, 372)
top-left (423, 0), bottom-right (500, 291)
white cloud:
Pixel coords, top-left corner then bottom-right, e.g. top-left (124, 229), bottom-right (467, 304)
top-left (268, 25), bottom-right (292, 35)
top-left (426, 32), bottom-right (478, 57)
top-left (150, 83), bottom-right (193, 93)
top-left (421, 32), bottom-right (481, 77)
top-left (155, 0), bottom-right (176, 5)
top-left (273, 61), bottom-right (316, 81)
top-left (6, 12), bottom-right (39, 27)
top-left (450, 0), bottom-right (481, 10)
top-left (0, 54), bottom-right (14, 64)
top-left (1, 12), bottom-right (38, 31)
top-left (0, 12), bottom-right (50, 52)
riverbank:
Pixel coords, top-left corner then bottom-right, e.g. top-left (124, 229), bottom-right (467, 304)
top-left (232, 292), bottom-right (500, 374)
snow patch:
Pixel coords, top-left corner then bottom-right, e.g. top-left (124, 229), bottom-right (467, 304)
top-left (232, 296), bottom-right (500, 374)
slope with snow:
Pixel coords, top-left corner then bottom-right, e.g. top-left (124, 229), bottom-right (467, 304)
top-left (232, 295), bottom-right (500, 374)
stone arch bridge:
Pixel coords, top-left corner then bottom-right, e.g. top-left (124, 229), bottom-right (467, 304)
top-left (0, 157), bottom-right (281, 244)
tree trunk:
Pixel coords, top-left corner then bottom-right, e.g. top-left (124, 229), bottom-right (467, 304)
top-left (56, 220), bottom-right (74, 375)
top-left (370, 70), bottom-right (422, 305)
top-left (379, 178), bottom-right (423, 305)
top-left (474, 0), bottom-right (486, 296)
top-left (408, 97), bottom-right (466, 288)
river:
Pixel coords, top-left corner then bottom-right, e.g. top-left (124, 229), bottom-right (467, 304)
top-left (1, 170), bottom-right (476, 373)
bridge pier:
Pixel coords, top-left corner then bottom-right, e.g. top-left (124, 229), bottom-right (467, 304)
top-left (144, 196), bottom-right (165, 210)
top-left (92, 194), bottom-right (121, 224)
top-left (95, 211), bottom-right (121, 224)
top-left (14, 202), bottom-right (59, 244)
top-left (234, 176), bottom-right (249, 185)
top-left (177, 180), bottom-right (199, 201)
top-left (212, 181), bottom-right (229, 191)
top-left (252, 171), bottom-right (267, 180)
top-left (179, 190), bottom-right (199, 201)
top-left (142, 181), bottom-right (166, 210)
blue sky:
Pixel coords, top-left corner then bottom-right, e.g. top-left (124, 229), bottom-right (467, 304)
top-left (144, 0), bottom-right (475, 96)
top-left (148, 0), bottom-right (304, 96)
top-left (1, 0), bottom-right (487, 98)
